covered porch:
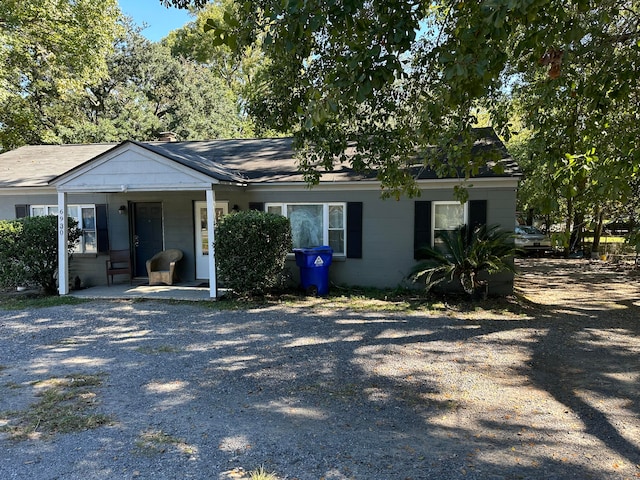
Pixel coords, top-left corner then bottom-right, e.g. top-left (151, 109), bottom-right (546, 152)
top-left (50, 141), bottom-right (246, 299)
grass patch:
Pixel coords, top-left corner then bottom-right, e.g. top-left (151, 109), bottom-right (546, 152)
top-left (192, 285), bottom-right (527, 317)
top-left (0, 293), bottom-right (87, 311)
top-left (181, 285), bottom-right (450, 313)
top-left (0, 372), bottom-right (112, 440)
top-left (249, 465), bottom-right (280, 480)
top-left (18, 283), bottom-right (526, 317)
top-left (134, 429), bottom-right (197, 456)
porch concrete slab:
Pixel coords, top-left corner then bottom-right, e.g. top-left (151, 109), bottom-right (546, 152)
top-left (68, 282), bottom-right (213, 301)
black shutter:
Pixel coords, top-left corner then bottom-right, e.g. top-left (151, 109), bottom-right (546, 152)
top-left (346, 202), bottom-right (363, 258)
top-left (15, 204), bottom-right (30, 218)
top-left (468, 200), bottom-right (487, 233)
top-left (249, 202), bottom-right (264, 211)
top-left (96, 204), bottom-right (109, 253)
top-left (414, 201), bottom-right (431, 259)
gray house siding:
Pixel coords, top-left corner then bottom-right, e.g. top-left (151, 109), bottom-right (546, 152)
top-left (1, 185), bottom-right (517, 291)
top-left (485, 188), bottom-right (519, 295)
top-left (0, 194), bottom-right (41, 219)
top-left (150, 193), bottom-right (196, 281)
top-left (0, 193), bottom-right (109, 219)
top-left (69, 255), bottom-right (107, 289)
top-left (0, 133), bottom-right (520, 295)
top-left (244, 184), bottom-right (517, 291)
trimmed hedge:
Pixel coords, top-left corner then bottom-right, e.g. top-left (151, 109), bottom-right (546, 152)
top-left (215, 210), bottom-right (292, 295)
top-left (0, 220), bottom-right (23, 289)
top-left (0, 216), bottom-right (80, 294)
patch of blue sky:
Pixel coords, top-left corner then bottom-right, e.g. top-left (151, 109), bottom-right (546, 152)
top-left (118, 0), bottom-right (193, 42)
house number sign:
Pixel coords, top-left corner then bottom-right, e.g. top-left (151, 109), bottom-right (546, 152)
top-left (59, 209), bottom-right (65, 236)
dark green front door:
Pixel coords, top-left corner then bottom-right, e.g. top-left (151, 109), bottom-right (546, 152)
top-left (133, 203), bottom-right (163, 277)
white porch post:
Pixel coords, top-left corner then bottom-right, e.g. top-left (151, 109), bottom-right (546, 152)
top-left (206, 188), bottom-right (217, 299)
top-left (57, 191), bottom-right (69, 295)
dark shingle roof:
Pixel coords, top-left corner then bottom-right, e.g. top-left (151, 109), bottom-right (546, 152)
top-left (136, 137), bottom-right (374, 183)
top-left (135, 138), bottom-right (302, 183)
top-left (412, 127), bottom-right (522, 179)
top-left (0, 144), bottom-right (116, 187)
top-left (0, 128), bottom-right (521, 189)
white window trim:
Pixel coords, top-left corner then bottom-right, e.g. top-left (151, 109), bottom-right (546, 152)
top-left (30, 204), bottom-right (97, 254)
top-left (431, 201), bottom-right (468, 247)
top-left (265, 202), bottom-right (347, 256)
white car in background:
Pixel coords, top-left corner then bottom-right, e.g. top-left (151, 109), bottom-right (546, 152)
top-left (514, 225), bottom-right (552, 254)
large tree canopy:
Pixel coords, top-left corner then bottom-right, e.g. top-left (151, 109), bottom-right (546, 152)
top-left (0, 0), bottom-right (122, 150)
top-left (502, 2), bottom-right (640, 253)
top-left (161, 0), bottom-right (640, 201)
top-left (0, 3), bottom-right (254, 149)
top-left (60, 24), bottom-right (249, 143)
top-left (163, 0), bottom-right (267, 135)
top-left (163, 0), bottom-right (263, 93)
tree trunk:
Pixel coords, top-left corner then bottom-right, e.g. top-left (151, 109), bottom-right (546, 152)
top-left (564, 195), bottom-right (573, 258)
top-left (571, 211), bottom-right (584, 253)
top-left (591, 209), bottom-right (604, 257)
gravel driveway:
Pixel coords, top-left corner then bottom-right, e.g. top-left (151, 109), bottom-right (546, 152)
top-left (1, 259), bottom-right (639, 479)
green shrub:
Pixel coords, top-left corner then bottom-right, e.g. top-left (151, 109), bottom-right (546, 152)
top-left (0, 220), bottom-right (23, 289)
top-left (0, 216), bottom-right (80, 294)
top-left (410, 224), bottom-right (517, 298)
top-left (215, 210), bottom-right (292, 295)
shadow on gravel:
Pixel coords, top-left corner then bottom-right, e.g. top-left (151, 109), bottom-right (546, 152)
top-left (0, 259), bottom-right (639, 479)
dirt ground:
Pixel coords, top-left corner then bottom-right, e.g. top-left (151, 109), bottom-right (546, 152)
top-left (0, 257), bottom-right (639, 480)
top-left (508, 258), bottom-right (640, 478)
top-left (515, 257), bottom-right (640, 312)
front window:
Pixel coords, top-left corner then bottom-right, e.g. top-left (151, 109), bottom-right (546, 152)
top-left (30, 204), bottom-right (97, 254)
top-left (433, 201), bottom-right (467, 252)
top-left (328, 205), bottom-right (345, 254)
top-left (265, 203), bottom-right (346, 255)
top-left (31, 206), bottom-right (57, 216)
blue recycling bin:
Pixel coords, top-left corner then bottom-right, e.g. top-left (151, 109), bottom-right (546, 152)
top-left (293, 246), bottom-right (333, 296)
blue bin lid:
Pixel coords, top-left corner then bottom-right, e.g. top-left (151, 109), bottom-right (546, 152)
top-left (311, 246), bottom-right (332, 254)
top-left (293, 246), bottom-right (333, 254)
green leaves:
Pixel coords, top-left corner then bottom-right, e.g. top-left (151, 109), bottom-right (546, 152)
top-left (203, 14), bottom-right (239, 49)
top-left (410, 224), bottom-right (517, 297)
top-left (155, 0), bottom-right (636, 207)
top-left (215, 211), bottom-right (292, 295)
top-left (0, 0), bottom-right (123, 150)
top-left (502, 0), bottom-right (640, 254)
top-left (0, 216), bottom-right (80, 294)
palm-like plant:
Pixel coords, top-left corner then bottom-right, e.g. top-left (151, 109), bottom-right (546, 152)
top-left (410, 224), bottom-right (517, 297)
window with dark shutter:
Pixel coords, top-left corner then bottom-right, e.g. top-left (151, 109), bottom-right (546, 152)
top-left (96, 204), bottom-right (109, 253)
top-left (15, 204), bottom-right (30, 219)
top-left (248, 202), bottom-right (264, 211)
top-left (346, 202), bottom-right (363, 258)
top-left (414, 201), bottom-right (432, 259)
top-left (468, 200), bottom-right (487, 234)
top-left (265, 202), bottom-right (348, 255)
